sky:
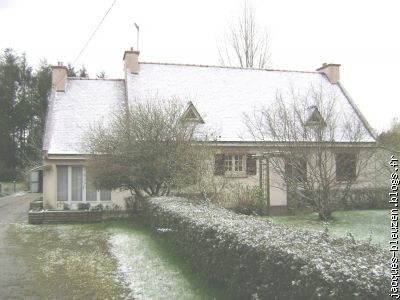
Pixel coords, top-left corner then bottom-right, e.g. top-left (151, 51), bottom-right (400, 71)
top-left (0, 0), bottom-right (399, 133)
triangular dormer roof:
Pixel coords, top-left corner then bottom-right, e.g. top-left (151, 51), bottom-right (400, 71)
top-left (305, 106), bottom-right (327, 127)
top-left (181, 101), bottom-right (204, 124)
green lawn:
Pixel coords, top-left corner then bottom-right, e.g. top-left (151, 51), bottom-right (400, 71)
top-left (261, 210), bottom-right (389, 248)
top-left (6, 220), bottom-right (225, 300)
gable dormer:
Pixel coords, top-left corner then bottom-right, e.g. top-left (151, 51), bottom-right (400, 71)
top-left (182, 101), bottom-right (204, 123)
top-left (305, 106), bottom-right (326, 128)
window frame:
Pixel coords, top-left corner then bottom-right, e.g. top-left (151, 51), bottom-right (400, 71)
top-left (56, 165), bottom-right (112, 203)
top-left (224, 154), bottom-right (246, 176)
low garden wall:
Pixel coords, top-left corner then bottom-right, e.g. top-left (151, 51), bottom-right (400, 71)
top-left (144, 197), bottom-right (389, 299)
top-left (28, 210), bottom-right (103, 224)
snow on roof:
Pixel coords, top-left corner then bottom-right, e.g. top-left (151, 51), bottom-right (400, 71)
top-left (44, 78), bottom-right (125, 154)
top-left (45, 63), bottom-right (375, 155)
top-left (126, 63), bottom-right (375, 143)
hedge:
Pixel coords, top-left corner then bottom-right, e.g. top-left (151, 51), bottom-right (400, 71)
top-left (144, 197), bottom-right (389, 300)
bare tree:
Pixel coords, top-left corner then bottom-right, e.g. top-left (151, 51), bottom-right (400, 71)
top-left (86, 97), bottom-right (208, 198)
top-left (218, 2), bottom-right (271, 68)
top-left (244, 85), bottom-right (375, 220)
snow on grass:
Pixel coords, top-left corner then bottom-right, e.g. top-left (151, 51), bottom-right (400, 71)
top-left (262, 210), bottom-right (389, 247)
top-left (6, 223), bottom-right (129, 299)
top-left (108, 224), bottom-right (219, 300)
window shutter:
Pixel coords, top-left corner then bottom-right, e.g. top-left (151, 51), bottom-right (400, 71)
top-left (246, 154), bottom-right (257, 175)
top-left (214, 154), bottom-right (225, 175)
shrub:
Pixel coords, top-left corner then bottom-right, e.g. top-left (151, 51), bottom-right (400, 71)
top-left (92, 204), bottom-right (103, 211)
top-left (226, 183), bottom-right (264, 215)
top-left (62, 203), bottom-right (70, 210)
top-left (77, 203), bottom-right (90, 210)
top-left (144, 197), bottom-right (389, 300)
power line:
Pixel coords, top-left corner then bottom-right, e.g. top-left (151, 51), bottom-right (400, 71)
top-left (72, 0), bottom-right (118, 66)
top-left (52, 0), bottom-right (117, 89)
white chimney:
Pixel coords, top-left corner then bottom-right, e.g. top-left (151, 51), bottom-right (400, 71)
top-left (51, 62), bottom-right (68, 92)
top-left (316, 63), bottom-right (341, 84)
top-left (123, 48), bottom-right (140, 75)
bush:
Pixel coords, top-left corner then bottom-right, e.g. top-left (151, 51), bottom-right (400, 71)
top-left (144, 197), bottom-right (389, 300)
top-left (77, 203), bottom-right (90, 210)
top-left (62, 203), bottom-right (70, 210)
top-left (92, 204), bottom-right (103, 211)
top-left (226, 183), bottom-right (264, 215)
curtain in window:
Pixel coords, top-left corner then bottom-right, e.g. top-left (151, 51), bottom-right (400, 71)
top-left (71, 167), bottom-right (83, 201)
top-left (100, 190), bottom-right (111, 201)
top-left (57, 166), bottom-right (68, 201)
top-left (86, 180), bottom-right (97, 201)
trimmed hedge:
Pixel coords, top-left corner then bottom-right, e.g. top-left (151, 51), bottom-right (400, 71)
top-left (144, 197), bottom-right (389, 300)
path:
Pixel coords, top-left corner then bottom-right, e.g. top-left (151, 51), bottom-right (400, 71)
top-left (0, 193), bottom-right (40, 299)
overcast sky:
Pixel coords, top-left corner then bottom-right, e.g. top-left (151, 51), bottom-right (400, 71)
top-left (0, 0), bottom-right (399, 132)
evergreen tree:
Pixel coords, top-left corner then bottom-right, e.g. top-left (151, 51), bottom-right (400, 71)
top-left (79, 65), bottom-right (88, 78)
top-left (66, 63), bottom-right (76, 77)
top-left (0, 49), bottom-right (52, 180)
top-left (0, 48), bottom-right (20, 180)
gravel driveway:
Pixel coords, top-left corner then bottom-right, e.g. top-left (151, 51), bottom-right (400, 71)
top-left (0, 193), bottom-right (40, 299)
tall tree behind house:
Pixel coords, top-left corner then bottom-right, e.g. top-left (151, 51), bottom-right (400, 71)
top-left (0, 49), bottom-right (52, 180)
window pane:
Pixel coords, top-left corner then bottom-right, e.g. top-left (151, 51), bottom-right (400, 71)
top-left (57, 166), bottom-right (68, 201)
top-left (100, 190), bottom-right (111, 201)
top-left (86, 180), bottom-right (97, 201)
top-left (237, 155), bottom-right (243, 171)
top-left (71, 167), bottom-right (83, 201)
top-left (225, 155), bottom-right (233, 171)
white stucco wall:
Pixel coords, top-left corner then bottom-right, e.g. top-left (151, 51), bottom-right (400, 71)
top-left (43, 158), bottom-right (130, 210)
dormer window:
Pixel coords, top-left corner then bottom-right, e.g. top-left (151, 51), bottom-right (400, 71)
top-left (305, 106), bottom-right (326, 128)
top-left (182, 101), bottom-right (204, 123)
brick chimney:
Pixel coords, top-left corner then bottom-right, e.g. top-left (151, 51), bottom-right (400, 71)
top-left (123, 47), bottom-right (140, 75)
top-left (316, 63), bottom-right (341, 84)
top-left (51, 62), bottom-right (68, 92)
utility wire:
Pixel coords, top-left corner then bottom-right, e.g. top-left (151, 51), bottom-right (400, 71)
top-left (72, 0), bottom-right (117, 66)
top-left (52, 0), bottom-right (117, 89)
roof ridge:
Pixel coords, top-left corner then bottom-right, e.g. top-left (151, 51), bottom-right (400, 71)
top-left (67, 77), bottom-right (124, 81)
top-left (139, 61), bottom-right (319, 74)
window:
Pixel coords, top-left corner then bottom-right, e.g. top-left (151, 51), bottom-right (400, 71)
top-left (285, 158), bottom-right (307, 182)
top-left (100, 190), bottom-right (112, 201)
top-left (336, 153), bottom-right (356, 181)
top-left (57, 166), bottom-right (68, 201)
top-left (71, 167), bottom-right (83, 201)
top-left (181, 102), bottom-right (204, 123)
top-left (305, 106), bottom-right (326, 128)
top-left (57, 166), bottom-right (111, 202)
top-left (86, 179), bottom-right (97, 202)
top-left (214, 153), bottom-right (255, 176)
top-left (225, 154), bottom-right (243, 172)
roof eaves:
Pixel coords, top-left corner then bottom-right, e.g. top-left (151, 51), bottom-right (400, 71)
top-left (42, 87), bottom-right (56, 153)
top-left (337, 82), bottom-right (377, 141)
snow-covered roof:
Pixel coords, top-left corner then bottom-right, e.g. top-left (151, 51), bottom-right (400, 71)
top-left (127, 63), bottom-right (375, 143)
top-left (44, 78), bottom-right (125, 154)
top-left (45, 63), bottom-right (375, 155)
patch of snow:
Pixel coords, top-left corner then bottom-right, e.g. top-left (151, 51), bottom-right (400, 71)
top-left (108, 228), bottom-right (209, 300)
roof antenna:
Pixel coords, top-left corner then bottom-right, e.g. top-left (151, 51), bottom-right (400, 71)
top-left (134, 23), bottom-right (140, 51)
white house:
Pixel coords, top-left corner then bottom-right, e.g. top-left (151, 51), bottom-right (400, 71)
top-left (42, 49), bottom-right (377, 210)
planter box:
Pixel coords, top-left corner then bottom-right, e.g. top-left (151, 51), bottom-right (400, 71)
top-left (29, 200), bottom-right (43, 210)
top-left (28, 210), bottom-right (103, 224)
